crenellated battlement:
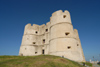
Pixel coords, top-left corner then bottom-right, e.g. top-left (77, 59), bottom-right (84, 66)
top-left (50, 10), bottom-right (72, 26)
top-left (52, 10), bottom-right (63, 16)
top-left (24, 22), bottom-right (51, 35)
top-left (51, 10), bottom-right (70, 16)
top-left (25, 24), bottom-right (39, 30)
top-left (25, 23), bottom-right (31, 29)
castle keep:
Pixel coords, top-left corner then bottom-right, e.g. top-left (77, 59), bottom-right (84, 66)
top-left (19, 10), bottom-right (85, 62)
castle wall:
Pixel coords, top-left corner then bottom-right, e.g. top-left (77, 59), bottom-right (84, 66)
top-left (50, 23), bottom-right (74, 40)
top-left (19, 46), bottom-right (36, 56)
top-left (74, 29), bottom-right (86, 62)
top-left (19, 10), bottom-right (85, 62)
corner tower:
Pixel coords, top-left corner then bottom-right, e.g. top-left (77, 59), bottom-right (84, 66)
top-left (49, 10), bottom-right (85, 62)
top-left (19, 24), bottom-right (42, 56)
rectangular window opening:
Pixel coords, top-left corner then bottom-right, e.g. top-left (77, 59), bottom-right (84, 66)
top-left (43, 39), bottom-right (45, 43)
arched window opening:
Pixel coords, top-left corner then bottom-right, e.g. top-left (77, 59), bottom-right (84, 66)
top-left (65, 32), bottom-right (69, 36)
top-left (67, 46), bottom-right (71, 49)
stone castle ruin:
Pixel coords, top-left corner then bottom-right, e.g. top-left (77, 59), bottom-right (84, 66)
top-left (19, 10), bottom-right (85, 62)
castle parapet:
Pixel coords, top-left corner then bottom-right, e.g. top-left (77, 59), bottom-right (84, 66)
top-left (24, 24), bottom-right (39, 35)
top-left (50, 10), bottom-right (71, 26)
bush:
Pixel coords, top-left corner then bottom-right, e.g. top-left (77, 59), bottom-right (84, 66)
top-left (97, 62), bottom-right (100, 65)
top-left (82, 62), bottom-right (92, 66)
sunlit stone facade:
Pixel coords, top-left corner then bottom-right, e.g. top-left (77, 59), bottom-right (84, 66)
top-left (19, 10), bottom-right (85, 62)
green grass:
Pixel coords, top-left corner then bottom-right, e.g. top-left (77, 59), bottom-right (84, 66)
top-left (82, 62), bottom-right (92, 67)
top-left (0, 55), bottom-right (84, 67)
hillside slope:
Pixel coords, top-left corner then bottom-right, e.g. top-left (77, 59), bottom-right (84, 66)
top-left (0, 55), bottom-right (84, 67)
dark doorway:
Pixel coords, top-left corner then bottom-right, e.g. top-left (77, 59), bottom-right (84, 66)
top-left (42, 49), bottom-right (45, 54)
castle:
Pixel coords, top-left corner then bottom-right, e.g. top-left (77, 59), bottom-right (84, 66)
top-left (19, 10), bottom-right (85, 62)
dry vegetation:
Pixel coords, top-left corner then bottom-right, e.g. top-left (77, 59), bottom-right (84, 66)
top-left (0, 55), bottom-right (84, 67)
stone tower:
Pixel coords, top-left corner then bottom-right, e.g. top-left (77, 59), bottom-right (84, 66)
top-left (19, 10), bottom-right (85, 62)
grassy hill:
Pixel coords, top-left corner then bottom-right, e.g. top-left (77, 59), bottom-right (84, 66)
top-left (0, 55), bottom-right (84, 67)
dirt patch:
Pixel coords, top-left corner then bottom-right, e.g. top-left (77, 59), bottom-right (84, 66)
top-left (60, 59), bottom-right (68, 63)
top-left (60, 59), bottom-right (67, 62)
top-left (34, 61), bottom-right (46, 65)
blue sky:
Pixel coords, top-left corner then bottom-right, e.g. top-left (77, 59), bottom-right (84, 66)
top-left (0, 0), bottom-right (100, 61)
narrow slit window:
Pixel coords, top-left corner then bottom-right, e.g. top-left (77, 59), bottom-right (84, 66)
top-left (63, 15), bottom-right (66, 18)
top-left (65, 32), bottom-right (69, 36)
top-left (77, 44), bottom-right (79, 46)
top-left (67, 46), bottom-right (71, 49)
top-left (25, 48), bottom-right (26, 50)
top-left (46, 29), bottom-right (48, 32)
top-left (33, 42), bottom-right (36, 44)
top-left (43, 39), bottom-right (45, 43)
